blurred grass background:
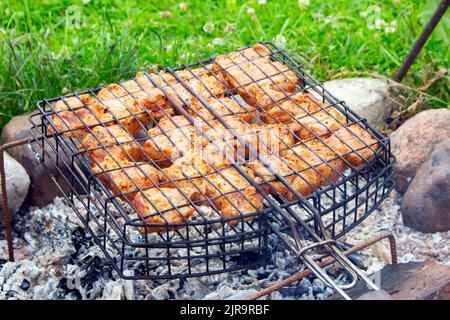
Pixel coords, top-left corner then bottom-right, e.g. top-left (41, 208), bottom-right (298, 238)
top-left (0, 0), bottom-right (448, 129)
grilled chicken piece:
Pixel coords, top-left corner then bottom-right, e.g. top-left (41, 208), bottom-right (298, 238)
top-left (143, 125), bottom-right (205, 165)
top-left (141, 72), bottom-right (225, 119)
top-left (287, 107), bottom-right (347, 140)
top-left (202, 167), bottom-right (263, 223)
top-left (214, 44), bottom-right (298, 109)
top-left (49, 94), bottom-right (111, 139)
top-left (148, 115), bottom-right (196, 136)
top-left (159, 148), bottom-right (231, 203)
top-left (281, 140), bottom-right (346, 200)
top-left (79, 125), bottom-right (143, 164)
top-left (50, 94), bottom-right (150, 139)
top-left (88, 96), bottom-right (151, 135)
top-left (246, 154), bottom-right (298, 196)
top-left (261, 92), bottom-right (324, 124)
top-left (245, 124), bottom-right (295, 158)
top-left (325, 124), bottom-right (380, 167)
top-left (188, 97), bottom-right (256, 123)
top-left (203, 117), bottom-right (295, 160)
top-left (91, 155), bottom-right (161, 200)
top-left (247, 139), bottom-right (345, 200)
top-left (132, 187), bottom-right (200, 233)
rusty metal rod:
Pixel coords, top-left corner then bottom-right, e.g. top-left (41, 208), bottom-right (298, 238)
top-left (0, 137), bottom-right (32, 262)
top-left (394, 0), bottom-right (449, 82)
top-left (245, 232), bottom-right (397, 300)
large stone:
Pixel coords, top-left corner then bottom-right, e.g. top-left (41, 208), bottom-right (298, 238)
top-left (401, 138), bottom-right (450, 233)
top-left (390, 108), bottom-right (450, 194)
top-left (0, 152), bottom-right (30, 218)
top-left (1, 112), bottom-right (72, 207)
top-left (323, 77), bottom-right (393, 128)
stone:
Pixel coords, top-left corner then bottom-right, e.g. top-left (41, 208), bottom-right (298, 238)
top-left (1, 112), bottom-right (76, 206)
top-left (390, 108), bottom-right (450, 194)
top-left (401, 138), bottom-right (450, 233)
top-left (0, 152), bottom-right (30, 218)
top-left (323, 77), bottom-right (393, 127)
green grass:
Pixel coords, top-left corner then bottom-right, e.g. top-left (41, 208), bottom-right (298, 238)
top-left (1, 0), bottom-right (448, 129)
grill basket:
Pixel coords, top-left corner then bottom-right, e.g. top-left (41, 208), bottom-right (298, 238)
top-left (28, 42), bottom-right (395, 288)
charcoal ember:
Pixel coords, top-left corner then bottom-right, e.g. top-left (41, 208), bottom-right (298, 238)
top-left (20, 279), bottom-right (30, 291)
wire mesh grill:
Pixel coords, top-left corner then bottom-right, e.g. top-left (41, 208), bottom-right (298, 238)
top-left (28, 42), bottom-right (394, 280)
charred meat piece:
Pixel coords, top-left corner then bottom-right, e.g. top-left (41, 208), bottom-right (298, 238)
top-left (88, 95), bottom-right (152, 135)
top-left (159, 148), bottom-right (230, 203)
top-left (246, 154), bottom-right (298, 196)
top-left (141, 72), bottom-right (225, 119)
top-left (132, 187), bottom-right (200, 233)
top-left (325, 124), bottom-right (380, 167)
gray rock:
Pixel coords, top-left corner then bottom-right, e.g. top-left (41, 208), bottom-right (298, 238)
top-left (0, 152), bottom-right (30, 218)
top-left (323, 78), bottom-right (393, 127)
top-left (1, 112), bottom-right (76, 207)
top-left (401, 138), bottom-right (450, 233)
top-left (390, 109), bottom-right (450, 194)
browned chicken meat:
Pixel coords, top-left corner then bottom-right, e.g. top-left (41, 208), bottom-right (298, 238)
top-left (281, 140), bottom-right (346, 200)
top-left (260, 92), bottom-right (324, 124)
top-left (246, 154), bottom-right (298, 196)
top-left (247, 139), bottom-right (345, 200)
top-left (214, 44), bottom-right (298, 109)
top-left (287, 107), bottom-right (347, 140)
top-left (141, 72), bottom-right (225, 119)
top-left (204, 117), bottom-right (295, 159)
top-left (188, 97), bottom-right (256, 123)
top-left (202, 167), bottom-right (263, 223)
top-left (79, 125), bottom-right (143, 164)
top-left (143, 124), bottom-right (205, 165)
top-left (50, 94), bottom-right (150, 139)
top-left (49, 94), bottom-right (112, 139)
top-left (91, 155), bottom-right (161, 200)
top-left (325, 124), bottom-right (380, 167)
top-left (132, 187), bottom-right (200, 233)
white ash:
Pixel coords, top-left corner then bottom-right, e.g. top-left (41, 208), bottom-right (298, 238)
top-left (342, 190), bottom-right (450, 274)
top-left (2, 185), bottom-right (446, 300)
top-left (0, 196), bottom-right (342, 300)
